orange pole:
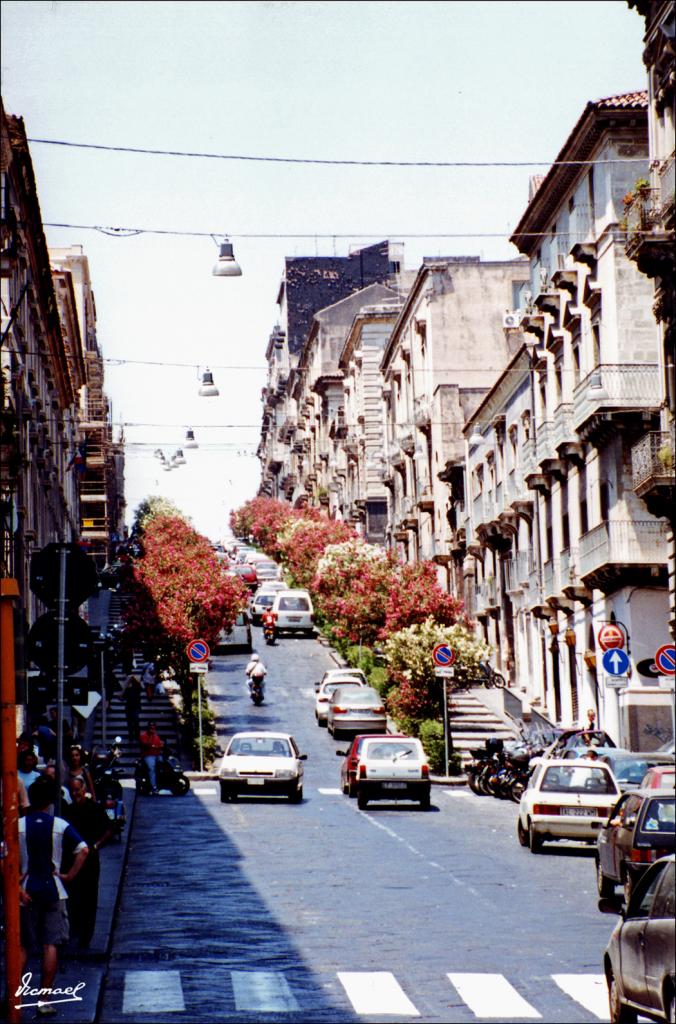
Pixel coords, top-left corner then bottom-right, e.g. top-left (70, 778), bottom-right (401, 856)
top-left (1, 578), bottom-right (22, 1024)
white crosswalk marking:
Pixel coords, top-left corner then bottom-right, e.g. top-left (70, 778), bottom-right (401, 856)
top-left (318, 787), bottom-right (342, 795)
top-left (231, 971), bottom-right (299, 1012)
top-left (193, 786), bottom-right (217, 795)
top-left (122, 971), bottom-right (185, 1013)
top-left (552, 974), bottom-right (610, 1020)
top-left (338, 972), bottom-right (420, 1016)
top-left (447, 974), bottom-right (542, 1018)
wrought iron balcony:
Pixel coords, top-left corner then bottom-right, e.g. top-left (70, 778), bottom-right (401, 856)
top-left (398, 428), bottom-right (416, 455)
top-left (572, 364), bottom-right (660, 442)
top-left (542, 558), bottom-right (561, 601)
top-left (631, 429), bottom-right (675, 520)
top-left (579, 519), bottom-right (669, 593)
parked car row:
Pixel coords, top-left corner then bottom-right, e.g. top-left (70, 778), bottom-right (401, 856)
top-left (511, 727), bottom-right (675, 1024)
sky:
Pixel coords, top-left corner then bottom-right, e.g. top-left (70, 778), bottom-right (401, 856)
top-left (1, 0), bottom-right (648, 543)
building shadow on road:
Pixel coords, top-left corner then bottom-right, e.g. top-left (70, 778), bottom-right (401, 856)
top-left (100, 787), bottom-right (360, 1022)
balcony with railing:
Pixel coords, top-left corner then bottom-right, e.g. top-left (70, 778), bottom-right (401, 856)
top-left (572, 364), bottom-right (661, 441)
top-left (475, 575), bottom-right (499, 615)
top-left (413, 396), bottom-right (432, 429)
top-left (631, 429), bottom-right (675, 519)
top-left (504, 551), bottom-right (531, 594)
top-left (579, 519), bottom-right (669, 593)
top-left (625, 182), bottom-right (674, 275)
top-left (535, 419), bottom-right (555, 465)
top-left (542, 557), bottom-right (561, 601)
top-left (398, 427), bottom-right (416, 455)
top-left (472, 491), bottom-right (490, 531)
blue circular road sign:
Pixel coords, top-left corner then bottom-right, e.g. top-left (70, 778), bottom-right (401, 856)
top-left (432, 643), bottom-right (456, 667)
top-left (187, 639), bottom-right (210, 662)
top-left (655, 644), bottom-right (676, 676)
top-left (602, 648), bottom-right (630, 676)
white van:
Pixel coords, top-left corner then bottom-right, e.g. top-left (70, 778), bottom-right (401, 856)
top-left (215, 612), bottom-right (253, 653)
top-left (271, 590), bottom-right (315, 636)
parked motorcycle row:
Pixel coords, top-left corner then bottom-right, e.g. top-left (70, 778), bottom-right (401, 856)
top-left (466, 734), bottom-right (545, 803)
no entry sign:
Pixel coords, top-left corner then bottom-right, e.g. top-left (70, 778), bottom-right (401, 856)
top-left (186, 639), bottom-right (210, 663)
top-left (598, 623), bottom-right (625, 652)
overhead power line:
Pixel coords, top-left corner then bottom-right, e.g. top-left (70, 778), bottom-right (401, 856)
top-left (27, 136), bottom-right (649, 169)
top-left (42, 220), bottom-right (636, 242)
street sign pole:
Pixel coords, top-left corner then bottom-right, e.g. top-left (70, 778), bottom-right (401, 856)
top-left (55, 545), bottom-right (68, 817)
top-left (197, 672), bottom-right (204, 774)
top-left (100, 644), bottom-right (107, 749)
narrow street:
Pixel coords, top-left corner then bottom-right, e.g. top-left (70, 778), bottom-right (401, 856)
top-left (98, 632), bottom-right (618, 1023)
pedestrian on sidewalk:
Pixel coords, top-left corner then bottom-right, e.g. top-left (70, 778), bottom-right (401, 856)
top-left (64, 777), bottom-right (115, 949)
top-left (65, 744), bottom-right (97, 801)
top-left (18, 748), bottom-right (43, 790)
top-left (139, 721), bottom-right (164, 793)
top-left (120, 672), bottom-right (143, 740)
top-left (19, 775), bottom-right (89, 1016)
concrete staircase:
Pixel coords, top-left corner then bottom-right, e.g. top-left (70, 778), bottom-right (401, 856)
top-left (448, 689), bottom-right (519, 765)
top-left (89, 594), bottom-right (184, 776)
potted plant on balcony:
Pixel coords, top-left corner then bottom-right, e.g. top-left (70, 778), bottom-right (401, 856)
top-left (656, 442), bottom-right (674, 473)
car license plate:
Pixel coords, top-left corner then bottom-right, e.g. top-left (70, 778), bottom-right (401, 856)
top-left (382, 782), bottom-right (407, 790)
top-left (247, 778), bottom-right (265, 786)
top-left (289, 616), bottom-right (301, 622)
top-left (567, 807), bottom-right (595, 817)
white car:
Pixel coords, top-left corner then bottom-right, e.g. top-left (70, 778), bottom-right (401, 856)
top-left (218, 732), bottom-right (307, 803)
top-left (271, 589), bottom-right (315, 635)
top-left (314, 672), bottom-right (367, 726)
top-left (355, 736), bottom-right (431, 811)
top-left (518, 758), bottom-right (621, 853)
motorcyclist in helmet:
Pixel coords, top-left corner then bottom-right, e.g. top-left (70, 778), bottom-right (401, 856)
top-left (245, 653), bottom-right (267, 698)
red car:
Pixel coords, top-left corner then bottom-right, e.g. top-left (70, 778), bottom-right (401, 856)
top-left (227, 564), bottom-right (258, 590)
top-left (335, 733), bottom-right (403, 798)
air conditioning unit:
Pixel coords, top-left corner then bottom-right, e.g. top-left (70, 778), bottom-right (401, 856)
top-left (502, 310), bottom-right (523, 329)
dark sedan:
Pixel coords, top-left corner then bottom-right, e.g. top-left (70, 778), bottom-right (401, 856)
top-left (599, 854), bottom-right (674, 1024)
top-left (596, 789), bottom-right (675, 902)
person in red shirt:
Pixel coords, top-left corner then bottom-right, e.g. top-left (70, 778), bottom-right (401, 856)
top-left (139, 722), bottom-right (164, 794)
top-left (261, 608), bottom-right (277, 631)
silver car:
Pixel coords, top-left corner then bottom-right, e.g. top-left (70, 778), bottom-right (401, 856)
top-left (315, 677), bottom-right (366, 727)
top-left (326, 686), bottom-right (387, 739)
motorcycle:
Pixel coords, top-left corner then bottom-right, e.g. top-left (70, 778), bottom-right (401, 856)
top-left (134, 745), bottom-right (190, 796)
top-left (263, 623), bottom-right (276, 646)
top-left (249, 678), bottom-right (265, 705)
top-left (92, 736), bottom-right (126, 838)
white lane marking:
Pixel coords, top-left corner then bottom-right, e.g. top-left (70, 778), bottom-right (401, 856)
top-left (318, 788), bottom-right (342, 795)
top-left (357, 811), bottom-right (483, 898)
top-left (193, 786), bottom-right (217, 795)
top-left (552, 975), bottom-right (610, 1020)
top-left (122, 971), bottom-right (185, 1013)
top-left (447, 974), bottom-right (541, 1019)
top-left (338, 972), bottom-right (419, 1016)
top-left (231, 971), bottom-right (299, 1012)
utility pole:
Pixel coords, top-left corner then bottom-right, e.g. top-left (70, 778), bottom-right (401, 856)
top-left (1, 578), bottom-right (22, 1024)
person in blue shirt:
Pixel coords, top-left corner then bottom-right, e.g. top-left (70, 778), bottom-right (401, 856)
top-left (19, 775), bottom-right (88, 1015)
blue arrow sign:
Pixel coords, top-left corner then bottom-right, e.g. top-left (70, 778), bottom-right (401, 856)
top-left (602, 648), bottom-right (630, 676)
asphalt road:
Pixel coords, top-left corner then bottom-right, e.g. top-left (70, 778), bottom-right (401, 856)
top-left (99, 631), bottom-right (619, 1023)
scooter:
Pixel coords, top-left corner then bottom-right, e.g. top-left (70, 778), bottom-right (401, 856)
top-left (92, 736), bottom-right (126, 837)
top-left (134, 745), bottom-right (190, 795)
top-left (249, 678), bottom-right (265, 705)
top-left (263, 623), bottom-right (276, 645)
